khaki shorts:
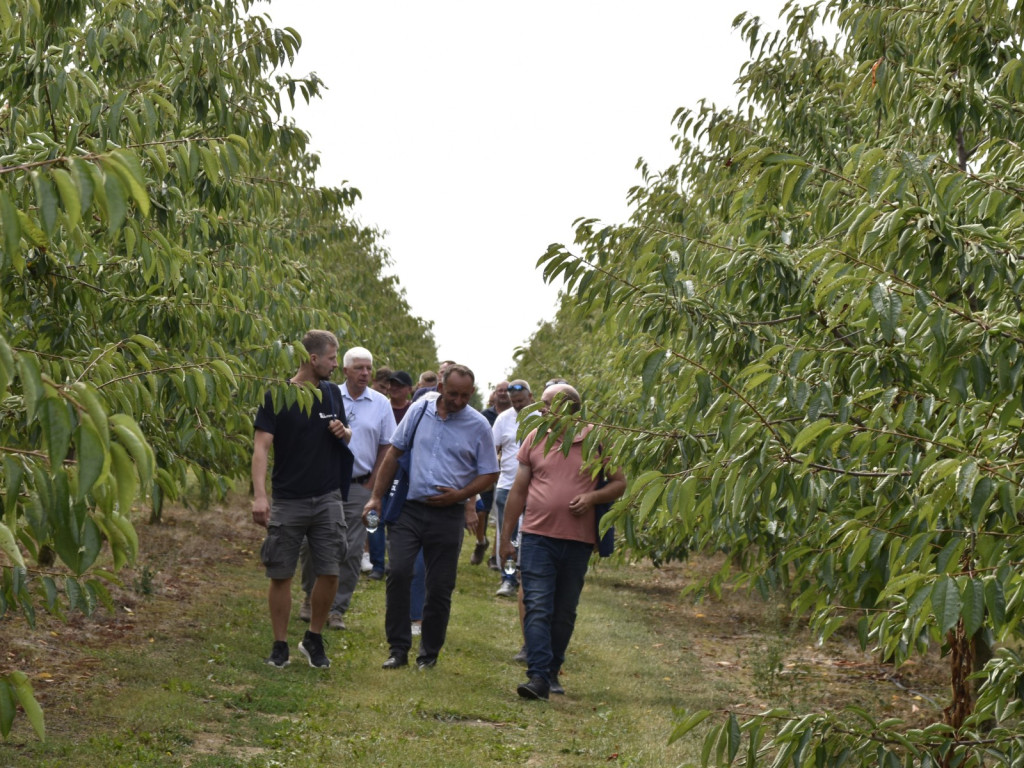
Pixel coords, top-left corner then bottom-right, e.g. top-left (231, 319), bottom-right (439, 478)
top-left (260, 490), bottom-right (346, 580)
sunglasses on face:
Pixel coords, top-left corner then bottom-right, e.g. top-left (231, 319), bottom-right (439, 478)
top-left (508, 384), bottom-right (529, 392)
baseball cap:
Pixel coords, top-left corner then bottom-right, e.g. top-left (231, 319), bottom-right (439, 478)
top-left (388, 371), bottom-right (414, 388)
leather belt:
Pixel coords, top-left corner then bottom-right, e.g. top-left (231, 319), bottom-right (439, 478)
top-left (353, 473), bottom-right (371, 484)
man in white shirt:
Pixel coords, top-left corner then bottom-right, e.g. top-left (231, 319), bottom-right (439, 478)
top-left (491, 380), bottom-right (535, 597)
top-left (300, 346), bottom-right (396, 630)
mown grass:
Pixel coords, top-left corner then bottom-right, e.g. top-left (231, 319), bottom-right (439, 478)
top-left (0, 500), bottom-right (947, 767)
top-left (0, 503), bottom-right (715, 767)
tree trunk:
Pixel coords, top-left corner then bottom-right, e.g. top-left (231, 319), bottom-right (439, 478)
top-left (944, 618), bottom-right (973, 730)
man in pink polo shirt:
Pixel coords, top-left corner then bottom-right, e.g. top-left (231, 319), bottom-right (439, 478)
top-left (498, 383), bottom-right (626, 700)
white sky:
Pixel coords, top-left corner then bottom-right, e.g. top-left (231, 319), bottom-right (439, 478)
top-left (264, 0), bottom-right (789, 390)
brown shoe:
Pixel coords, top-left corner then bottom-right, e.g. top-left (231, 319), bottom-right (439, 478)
top-left (470, 539), bottom-right (489, 565)
top-left (327, 612), bottom-right (346, 631)
top-left (299, 594), bottom-right (311, 622)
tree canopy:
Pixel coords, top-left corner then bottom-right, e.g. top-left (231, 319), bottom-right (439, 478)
top-left (513, 0), bottom-right (1024, 763)
top-left (0, 0), bottom-right (434, 738)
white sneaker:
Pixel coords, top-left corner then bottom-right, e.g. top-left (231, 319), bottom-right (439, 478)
top-left (495, 580), bottom-right (517, 597)
top-left (360, 552), bottom-right (372, 573)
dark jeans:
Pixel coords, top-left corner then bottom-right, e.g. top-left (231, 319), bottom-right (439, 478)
top-left (385, 501), bottom-right (465, 661)
top-left (519, 533), bottom-right (592, 683)
top-left (410, 548), bottom-right (425, 621)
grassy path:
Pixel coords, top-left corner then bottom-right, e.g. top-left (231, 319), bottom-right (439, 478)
top-left (0, 501), bottom-right (727, 768)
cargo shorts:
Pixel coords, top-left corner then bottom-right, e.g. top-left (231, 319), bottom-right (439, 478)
top-left (260, 490), bottom-right (347, 580)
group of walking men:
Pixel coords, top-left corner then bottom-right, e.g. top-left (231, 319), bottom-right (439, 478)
top-left (251, 330), bottom-right (625, 700)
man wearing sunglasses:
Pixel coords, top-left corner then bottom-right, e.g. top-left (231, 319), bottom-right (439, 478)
top-left (491, 380), bottom-right (535, 598)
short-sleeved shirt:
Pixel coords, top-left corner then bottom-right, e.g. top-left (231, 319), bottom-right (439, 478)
top-left (517, 425), bottom-right (598, 545)
top-left (391, 398), bottom-right (499, 501)
top-left (341, 384), bottom-right (397, 476)
top-left (493, 407), bottom-right (536, 491)
top-left (254, 382), bottom-right (353, 500)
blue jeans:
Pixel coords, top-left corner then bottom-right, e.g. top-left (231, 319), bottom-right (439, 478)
top-left (368, 526), bottom-right (386, 574)
top-left (519, 533), bottom-right (592, 683)
top-left (494, 487), bottom-right (518, 585)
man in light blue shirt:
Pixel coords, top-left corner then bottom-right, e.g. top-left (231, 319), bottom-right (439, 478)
top-left (364, 363), bottom-right (499, 670)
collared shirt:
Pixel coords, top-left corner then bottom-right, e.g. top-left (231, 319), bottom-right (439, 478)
top-left (517, 424), bottom-right (599, 545)
top-left (341, 383), bottom-right (397, 476)
top-left (492, 406), bottom-right (536, 490)
top-left (391, 398), bottom-right (499, 501)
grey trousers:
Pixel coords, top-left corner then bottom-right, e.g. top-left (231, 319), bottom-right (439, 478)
top-left (301, 482), bottom-right (370, 613)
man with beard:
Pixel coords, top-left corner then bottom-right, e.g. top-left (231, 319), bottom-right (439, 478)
top-left (252, 330), bottom-right (353, 669)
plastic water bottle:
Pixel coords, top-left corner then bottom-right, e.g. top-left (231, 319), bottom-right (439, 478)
top-left (365, 510), bottom-right (380, 534)
top-left (503, 556), bottom-right (517, 576)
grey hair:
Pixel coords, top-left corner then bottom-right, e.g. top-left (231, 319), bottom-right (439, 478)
top-left (542, 383), bottom-right (581, 413)
top-left (343, 346), bottom-right (373, 367)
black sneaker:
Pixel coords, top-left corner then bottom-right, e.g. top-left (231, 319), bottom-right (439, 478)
top-left (513, 644), bottom-right (528, 664)
top-left (517, 676), bottom-right (550, 701)
top-left (298, 630), bottom-right (330, 669)
top-left (265, 640), bottom-right (290, 668)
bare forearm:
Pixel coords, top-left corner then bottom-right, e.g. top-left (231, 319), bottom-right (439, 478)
top-left (369, 448), bottom-right (400, 500)
top-left (460, 472), bottom-right (500, 504)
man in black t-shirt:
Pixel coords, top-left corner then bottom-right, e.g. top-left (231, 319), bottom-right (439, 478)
top-left (252, 330), bottom-right (353, 669)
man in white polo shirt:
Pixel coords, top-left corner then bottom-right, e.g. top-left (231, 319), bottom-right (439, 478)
top-left (300, 346), bottom-right (396, 630)
top-left (491, 379), bottom-right (535, 597)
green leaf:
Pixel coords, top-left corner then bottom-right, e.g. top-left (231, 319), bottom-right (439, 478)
top-left (110, 442), bottom-right (139, 516)
top-left (727, 712), bottom-right (741, 763)
top-left (15, 210), bottom-right (47, 249)
top-left (641, 349), bottom-right (665, 396)
top-left (17, 353), bottom-right (44, 422)
top-left (791, 418), bottom-right (832, 453)
top-left (0, 521), bottom-right (25, 567)
top-left (0, 678), bottom-right (15, 738)
top-left (32, 171), bottom-right (59, 237)
top-left (39, 397), bottom-right (73, 467)
top-left (931, 576), bottom-right (961, 634)
top-left (103, 170), bottom-right (127, 232)
top-left (110, 415), bottom-right (154, 487)
top-left (956, 460), bottom-right (978, 502)
top-left (0, 191), bottom-right (21, 265)
top-left (668, 709), bottom-right (711, 744)
top-left (638, 478), bottom-right (665, 520)
top-left (75, 418), bottom-right (108, 499)
top-left (3, 456), bottom-right (24, 522)
top-left (9, 671), bottom-right (44, 740)
top-left (105, 150), bottom-right (150, 216)
top-left (71, 382), bottom-right (110, 447)
top-left (50, 167), bottom-right (82, 229)
top-left (985, 579), bottom-right (1006, 629)
top-left (961, 578), bottom-right (984, 638)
